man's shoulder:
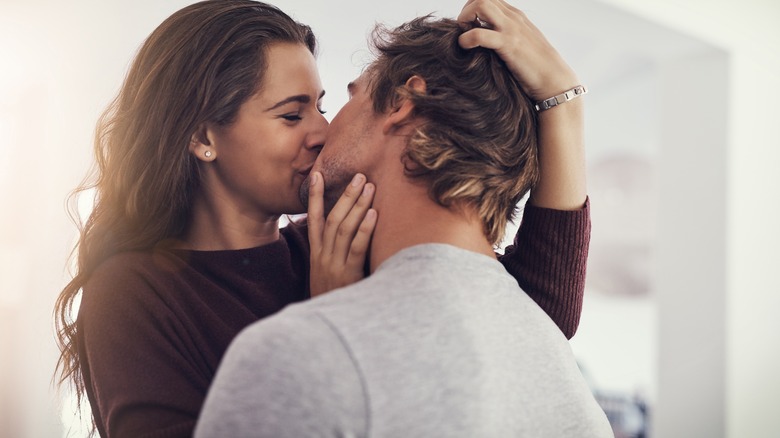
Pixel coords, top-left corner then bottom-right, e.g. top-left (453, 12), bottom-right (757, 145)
top-left (298, 243), bottom-right (532, 313)
top-left (366, 244), bottom-right (526, 297)
top-left (198, 297), bottom-right (369, 437)
top-left (233, 300), bottom-right (349, 359)
top-left (273, 244), bottom-right (542, 340)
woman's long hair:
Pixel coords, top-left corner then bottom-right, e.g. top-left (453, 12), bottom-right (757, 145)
top-left (54, 0), bottom-right (316, 419)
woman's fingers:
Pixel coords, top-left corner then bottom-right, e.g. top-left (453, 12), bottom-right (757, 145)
top-left (307, 172), bottom-right (325, 253)
top-left (457, 0), bottom-right (511, 30)
top-left (458, 28), bottom-right (501, 50)
top-left (332, 183), bottom-right (375, 263)
top-left (345, 208), bottom-right (377, 273)
top-left (456, 0), bottom-right (578, 100)
top-left (309, 173), bottom-right (377, 297)
top-left (321, 173), bottom-right (367, 254)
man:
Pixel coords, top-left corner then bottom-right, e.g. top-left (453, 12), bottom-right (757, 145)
top-left (195, 14), bottom-right (611, 438)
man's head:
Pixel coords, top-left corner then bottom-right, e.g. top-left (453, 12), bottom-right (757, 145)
top-left (305, 16), bottom-right (539, 245)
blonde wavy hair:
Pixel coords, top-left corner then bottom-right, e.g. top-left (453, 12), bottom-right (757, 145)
top-left (367, 16), bottom-right (539, 245)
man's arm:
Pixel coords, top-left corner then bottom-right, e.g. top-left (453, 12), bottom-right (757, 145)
top-left (194, 310), bottom-right (368, 438)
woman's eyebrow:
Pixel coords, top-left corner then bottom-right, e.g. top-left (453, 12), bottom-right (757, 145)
top-left (266, 90), bottom-right (326, 111)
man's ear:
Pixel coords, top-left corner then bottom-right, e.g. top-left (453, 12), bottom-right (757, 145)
top-left (189, 124), bottom-right (216, 162)
top-left (382, 75), bottom-right (427, 135)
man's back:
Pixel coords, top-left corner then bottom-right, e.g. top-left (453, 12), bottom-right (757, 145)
top-left (196, 244), bottom-right (612, 437)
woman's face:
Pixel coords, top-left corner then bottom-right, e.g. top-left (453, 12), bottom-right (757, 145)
top-left (204, 42), bottom-right (327, 217)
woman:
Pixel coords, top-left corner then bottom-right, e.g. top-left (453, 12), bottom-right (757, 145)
top-left (54, 0), bottom-right (590, 437)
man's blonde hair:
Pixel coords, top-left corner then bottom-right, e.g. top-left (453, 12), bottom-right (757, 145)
top-left (367, 16), bottom-right (539, 245)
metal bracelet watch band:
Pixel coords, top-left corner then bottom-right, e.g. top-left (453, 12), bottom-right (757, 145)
top-left (534, 85), bottom-right (588, 112)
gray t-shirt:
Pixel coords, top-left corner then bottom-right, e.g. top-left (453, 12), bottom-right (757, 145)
top-left (195, 244), bottom-right (613, 437)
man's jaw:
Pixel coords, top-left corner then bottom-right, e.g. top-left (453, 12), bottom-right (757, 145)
top-left (297, 170), bottom-right (347, 217)
top-left (298, 174), bottom-right (312, 209)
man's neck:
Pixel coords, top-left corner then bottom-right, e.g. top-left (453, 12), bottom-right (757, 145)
top-left (368, 179), bottom-right (496, 273)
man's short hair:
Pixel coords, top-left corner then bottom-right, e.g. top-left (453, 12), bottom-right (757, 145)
top-left (367, 16), bottom-right (539, 245)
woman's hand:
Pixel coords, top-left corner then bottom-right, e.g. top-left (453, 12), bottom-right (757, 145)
top-left (457, 0), bottom-right (579, 101)
top-left (307, 172), bottom-right (377, 297)
top-left (458, 0), bottom-right (587, 210)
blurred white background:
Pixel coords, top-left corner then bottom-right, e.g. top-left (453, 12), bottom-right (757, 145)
top-left (1, 0), bottom-right (778, 437)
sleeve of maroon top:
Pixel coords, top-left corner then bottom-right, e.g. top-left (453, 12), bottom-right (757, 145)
top-left (498, 198), bottom-right (591, 339)
top-left (78, 256), bottom-right (205, 438)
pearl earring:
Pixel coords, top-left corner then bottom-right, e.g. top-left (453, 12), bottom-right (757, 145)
top-left (204, 150), bottom-right (212, 158)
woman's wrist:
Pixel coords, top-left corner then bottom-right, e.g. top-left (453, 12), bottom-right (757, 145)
top-left (530, 97), bottom-right (586, 210)
top-left (537, 95), bottom-right (584, 121)
top-left (534, 85), bottom-right (587, 112)
top-left (525, 61), bottom-right (579, 101)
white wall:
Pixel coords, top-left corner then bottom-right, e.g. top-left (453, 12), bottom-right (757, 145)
top-left (597, 1), bottom-right (780, 436)
top-left (656, 48), bottom-right (729, 436)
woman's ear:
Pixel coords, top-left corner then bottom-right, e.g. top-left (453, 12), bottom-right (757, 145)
top-left (382, 75), bottom-right (427, 135)
top-left (189, 124), bottom-right (216, 162)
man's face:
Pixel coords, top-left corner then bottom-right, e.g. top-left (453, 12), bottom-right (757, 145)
top-left (301, 72), bottom-right (381, 213)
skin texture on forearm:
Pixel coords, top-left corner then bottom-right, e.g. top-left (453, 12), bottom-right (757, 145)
top-left (528, 99), bottom-right (586, 211)
top-left (516, 98), bottom-right (588, 338)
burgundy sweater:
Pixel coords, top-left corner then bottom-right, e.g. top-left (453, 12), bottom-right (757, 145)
top-left (78, 201), bottom-right (590, 438)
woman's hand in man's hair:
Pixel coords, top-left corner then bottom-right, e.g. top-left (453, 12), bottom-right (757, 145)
top-left (457, 0), bottom-right (579, 102)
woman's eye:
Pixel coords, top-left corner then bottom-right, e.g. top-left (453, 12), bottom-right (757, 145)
top-left (282, 114), bottom-right (302, 122)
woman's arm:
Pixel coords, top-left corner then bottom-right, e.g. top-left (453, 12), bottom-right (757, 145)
top-left (458, 0), bottom-right (586, 210)
top-left (78, 258), bottom-right (211, 437)
top-left (459, 0), bottom-right (589, 338)
top-left (499, 201), bottom-right (590, 339)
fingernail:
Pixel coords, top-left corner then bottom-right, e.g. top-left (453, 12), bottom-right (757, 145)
top-left (310, 172), bottom-right (318, 186)
top-left (362, 183), bottom-right (373, 197)
top-left (351, 174), bottom-right (365, 187)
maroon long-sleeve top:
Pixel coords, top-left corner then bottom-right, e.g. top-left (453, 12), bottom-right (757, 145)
top-left (78, 201), bottom-right (590, 437)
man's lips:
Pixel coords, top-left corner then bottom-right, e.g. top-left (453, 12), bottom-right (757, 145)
top-left (298, 164), bottom-right (314, 177)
